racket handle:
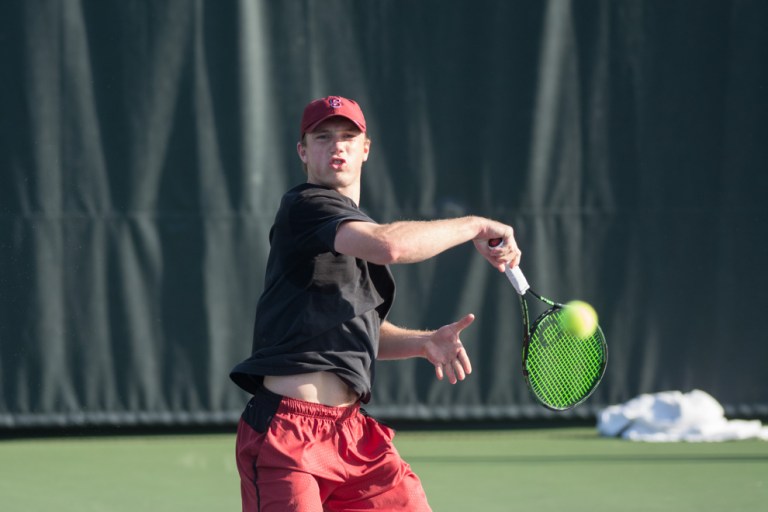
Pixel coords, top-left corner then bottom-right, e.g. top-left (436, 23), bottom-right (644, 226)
top-left (504, 265), bottom-right (530, 295)
top-left (488, 239), bottom-right (530, 294)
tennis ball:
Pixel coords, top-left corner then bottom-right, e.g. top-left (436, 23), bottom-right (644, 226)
top-left (562, 300), bottom-right (598, 338)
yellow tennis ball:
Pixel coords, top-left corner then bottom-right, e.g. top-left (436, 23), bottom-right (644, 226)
top-left (562, 300), bottom-right (599, 338)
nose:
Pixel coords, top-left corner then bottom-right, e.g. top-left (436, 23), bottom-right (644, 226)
top-left (330, 137), bottom-right (345, 152)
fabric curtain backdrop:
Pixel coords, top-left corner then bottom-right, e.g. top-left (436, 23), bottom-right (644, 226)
top-left (1, 0), bottom-right (767, 428)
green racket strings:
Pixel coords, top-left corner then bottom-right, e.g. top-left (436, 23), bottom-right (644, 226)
top-left (526, 309), bottom-right (606, 409)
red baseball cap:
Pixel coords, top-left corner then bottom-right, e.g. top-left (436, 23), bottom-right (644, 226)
top-left (300, 96), bottom-right (367, 137)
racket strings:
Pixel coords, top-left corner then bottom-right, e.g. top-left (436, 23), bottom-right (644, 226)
top-left (526, 310), bottom-right (606, 409)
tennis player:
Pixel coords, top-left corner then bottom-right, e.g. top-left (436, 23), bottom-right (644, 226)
top-left (230, 95), bottom-right (521, 511)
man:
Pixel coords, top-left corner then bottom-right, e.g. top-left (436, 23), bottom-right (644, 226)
top-left (230, 96), bottom-right (521, 511)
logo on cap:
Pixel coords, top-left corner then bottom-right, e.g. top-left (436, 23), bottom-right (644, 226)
top-left (328, 97), bottom-right (342, 108)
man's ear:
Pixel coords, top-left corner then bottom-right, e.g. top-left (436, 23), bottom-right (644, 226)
top-left (297, 141), bottom-right (308, 163)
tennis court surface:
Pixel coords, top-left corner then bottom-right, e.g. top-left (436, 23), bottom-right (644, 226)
top-left (1, 427), bottom-right (765, 511)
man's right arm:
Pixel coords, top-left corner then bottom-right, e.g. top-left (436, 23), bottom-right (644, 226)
top-left (333, 216), bottom-right (521, 271)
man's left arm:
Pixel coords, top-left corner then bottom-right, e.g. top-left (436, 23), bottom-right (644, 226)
top-left (377, 317), bottom-right (475, 384)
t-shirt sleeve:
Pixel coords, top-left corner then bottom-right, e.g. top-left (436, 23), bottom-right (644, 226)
top-left (289, 188), bottom-right (374, 252)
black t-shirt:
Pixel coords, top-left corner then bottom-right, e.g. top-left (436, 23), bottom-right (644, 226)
top-left (230, 183), bottom-right (395, 403)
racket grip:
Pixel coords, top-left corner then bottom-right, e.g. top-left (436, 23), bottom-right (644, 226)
top-left (504, 265), bottom-right (530, 295)
top-left (488, 239), bottom-right (529, 294)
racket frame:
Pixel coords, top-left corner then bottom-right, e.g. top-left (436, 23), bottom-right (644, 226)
top-left (505, 265), bottom-right (608, 411)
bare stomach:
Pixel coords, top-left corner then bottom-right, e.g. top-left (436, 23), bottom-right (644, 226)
top-left (263, 372), bottom-right (359, 407)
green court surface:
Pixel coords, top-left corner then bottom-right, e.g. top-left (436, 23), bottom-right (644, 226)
top-left (0, 427), bottom-right (766, 511)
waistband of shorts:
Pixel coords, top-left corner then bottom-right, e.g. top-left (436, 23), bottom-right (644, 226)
top-left (254, 385), bottom-right (361, 421)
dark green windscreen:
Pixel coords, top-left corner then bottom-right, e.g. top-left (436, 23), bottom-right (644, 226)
top-left (1, 0), bottom-right (767, 428)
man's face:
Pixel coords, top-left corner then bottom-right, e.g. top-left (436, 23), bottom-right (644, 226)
top-left (298, 117), bottom-right (370, 192)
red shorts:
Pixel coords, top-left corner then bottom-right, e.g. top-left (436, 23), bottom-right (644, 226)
top-left (235, 387), bottom-right (432, 512)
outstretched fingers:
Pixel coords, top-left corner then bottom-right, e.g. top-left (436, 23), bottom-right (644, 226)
top-left (432, 314), bottom-right (475, 384)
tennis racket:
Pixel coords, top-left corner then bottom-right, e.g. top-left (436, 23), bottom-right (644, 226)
top-left (489, 239), bottom-right (607, 410)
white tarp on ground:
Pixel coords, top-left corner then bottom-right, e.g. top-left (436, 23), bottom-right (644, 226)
top-left (597, 389), bottom-right (768, 442)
